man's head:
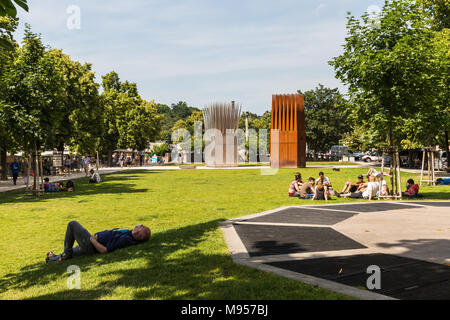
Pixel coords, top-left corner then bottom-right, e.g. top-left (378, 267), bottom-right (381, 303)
top-left (89, 169), bottom-right (94, 175)
top-left (132, 224), bottom-right (151, 242)
top-left (308, 177), bottom-right (315, 184)
top-left (358, 174), bottom-right (364, 181)
top-left (407, 179), bottom-right (414, 186)
top-left (44, 178), bottom-right (49, 183)
top-left (318, 172), bottom-right (324, 178)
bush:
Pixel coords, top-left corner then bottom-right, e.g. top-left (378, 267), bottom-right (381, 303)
top-left (150, 143), bottom-right (170, 157)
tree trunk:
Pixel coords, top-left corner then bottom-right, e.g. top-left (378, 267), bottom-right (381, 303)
top-left (57, 142), bottom-right (65, 167)
top-left (0, 146), bottom-right (7, 181)
top-left (408, 150), bottom-right (413, 168)
top-left (32, 148), bottom-right (37, 191)
top-left (388, 129), bottom-right (395, 196)
top-left (108, 150), bottom-right (112, 167)
top-left (396, 150), bottom-right (402, 200)
top-left (445, 131), bottom-right (449, 173)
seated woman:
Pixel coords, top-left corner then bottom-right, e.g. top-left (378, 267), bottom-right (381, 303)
top-left (314, 176), bottom-right (327, 200)
top-left (288, 173), bottom-right (303, 197)
top-left (46, 221), bottom-right (151, 263)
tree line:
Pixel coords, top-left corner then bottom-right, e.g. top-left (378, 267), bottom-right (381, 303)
top-left (0, 21), bottom-right (162, 178)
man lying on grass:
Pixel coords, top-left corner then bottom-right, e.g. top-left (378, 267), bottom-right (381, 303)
top-left (46, 221), bottom-right (151, 263)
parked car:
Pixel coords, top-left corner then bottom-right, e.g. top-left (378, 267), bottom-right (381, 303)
top-left (362, 151), bottom-right (381, 162)
top-left (350, 152), bottom-right (365, 161)
top-left (330, 145), bottom-right (349, 161)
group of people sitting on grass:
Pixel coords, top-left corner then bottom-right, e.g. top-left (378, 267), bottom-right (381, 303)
top-left (43, 169), bottom-right (101, 193)
top-left (289, 169), bottom-right (423, 201)
top-left (44, 178), bottom-right (75, 192)
top-left (288, 171), bottom-right (340, 200)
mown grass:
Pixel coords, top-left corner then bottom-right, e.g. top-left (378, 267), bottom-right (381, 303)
top-left (0, 168), bottom-right (448, 300)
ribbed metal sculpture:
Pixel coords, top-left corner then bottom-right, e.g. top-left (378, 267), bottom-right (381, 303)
top-left (271, 94), bottom-right (306, 168)
top-left (203, 102), bottom-right (241, 167)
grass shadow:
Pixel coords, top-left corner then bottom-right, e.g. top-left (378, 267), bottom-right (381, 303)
top-left (0, 170), bottom-right (165, 205)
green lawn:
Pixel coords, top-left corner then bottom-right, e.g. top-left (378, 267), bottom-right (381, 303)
top-left (0, 168), bottom-right (448, 300)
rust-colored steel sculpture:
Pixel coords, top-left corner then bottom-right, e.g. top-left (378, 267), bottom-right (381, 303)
top-left (270, 94), bottom-right (306, 168)
top-left (203, 102), bottom-right (242, 167)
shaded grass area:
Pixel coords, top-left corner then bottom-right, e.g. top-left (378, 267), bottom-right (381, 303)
top-left (0, 168), bottom-right (448, 300)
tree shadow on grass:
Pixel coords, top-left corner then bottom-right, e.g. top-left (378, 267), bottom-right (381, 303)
top-left (1, 219), bottom-right (345, 300)
top-left (0, 220), bottom-right (223, 299)
top-left (0, 170), bottom-right (165, 205)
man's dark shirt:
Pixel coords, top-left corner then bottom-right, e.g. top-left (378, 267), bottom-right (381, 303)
top-left (96, 229), bottom-right (136, 253)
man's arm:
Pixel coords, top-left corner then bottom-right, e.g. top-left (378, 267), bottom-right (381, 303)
top-left (90, 234), bottom-right (107, 254)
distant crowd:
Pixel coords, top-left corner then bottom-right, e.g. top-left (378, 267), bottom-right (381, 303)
top-left (288, 169), bottom-right (423, 201)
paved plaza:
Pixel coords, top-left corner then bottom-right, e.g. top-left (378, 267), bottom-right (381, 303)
top-left (221, 201), bottom-right (450, 300)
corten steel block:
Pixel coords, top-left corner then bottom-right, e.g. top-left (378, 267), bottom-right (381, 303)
top-left (270, 94), bottom-right (306, 168)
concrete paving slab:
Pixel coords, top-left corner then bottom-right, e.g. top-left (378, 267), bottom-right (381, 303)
top-left (243, 207), bottom-right (356, 225)
top-left (220, 201), bottom-right (450, 300)
top-left (233, 224), bottom-right (366, 257)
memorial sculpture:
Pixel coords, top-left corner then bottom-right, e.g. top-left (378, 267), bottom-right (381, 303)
top-left (203, 102), bottom-right (241, 167)
top-left (271, 94), bottom-right (306, 168)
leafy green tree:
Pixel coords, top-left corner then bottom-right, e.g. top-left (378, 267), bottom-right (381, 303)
top-left (100, 71), bottom-right (161, 163)
top-left (329, 0), bottom-right (441, 152)
top-left (3, 27), bottom-right (66, 152)
top-left (49, 49), bottom-right (104, 156)
top-left (121, 100), bottom-right (161, 151)
top-left (329, 0), bottom-right (448, 189)
top-left (0, 16), bottom-right (18, 179)
top-left (0, 0), bottom-right (27, 50)
top-left (298, 84), bottom-right (350, 158)
top-left (419, 0), bottom-right (450, 30)
top-left (150, 143), bottom-right (170, 157)
top-left (2, 26), bottom-right (67, 188)
top-left (171, 101), bottom-right (198, 120)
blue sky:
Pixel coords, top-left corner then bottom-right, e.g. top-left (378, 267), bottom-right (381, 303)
top-left (15, 0), bottom-right (384, 114)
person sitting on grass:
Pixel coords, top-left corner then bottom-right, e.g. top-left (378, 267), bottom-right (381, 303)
top-left (299, 177), bottom-right (316, 199)
top-left (375, 172), bottom-right (389, 198)
top-left (402, 179), bottom-right (422, 198)
top-left (66, 180), bottom-right (75, 192)
top-left (288, 172), bottom-right (303, 197)
top-left (341, 174), bottom-right (365, 194)
top-left (313, 174), bottom-right (327, 200)
top-left (89, 169), bottom-right (101, 183)
top-left (340, 175), bottom-right (370, 199)
top-left (314, 172), bottom-right (339, 200)
top-left (367, 168), bottom-right (390, 178)
top-left (46, 221), bottom-right (151, 263)
top-left (44, 178), bottom-right (60, 192)
top-left (341, 175), bottom-right (379, 200)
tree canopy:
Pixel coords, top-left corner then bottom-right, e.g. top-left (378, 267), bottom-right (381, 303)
top-left (298, 84), bottom-right (350, 155)
top-left (329, 0), bottom-right (448, 151)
